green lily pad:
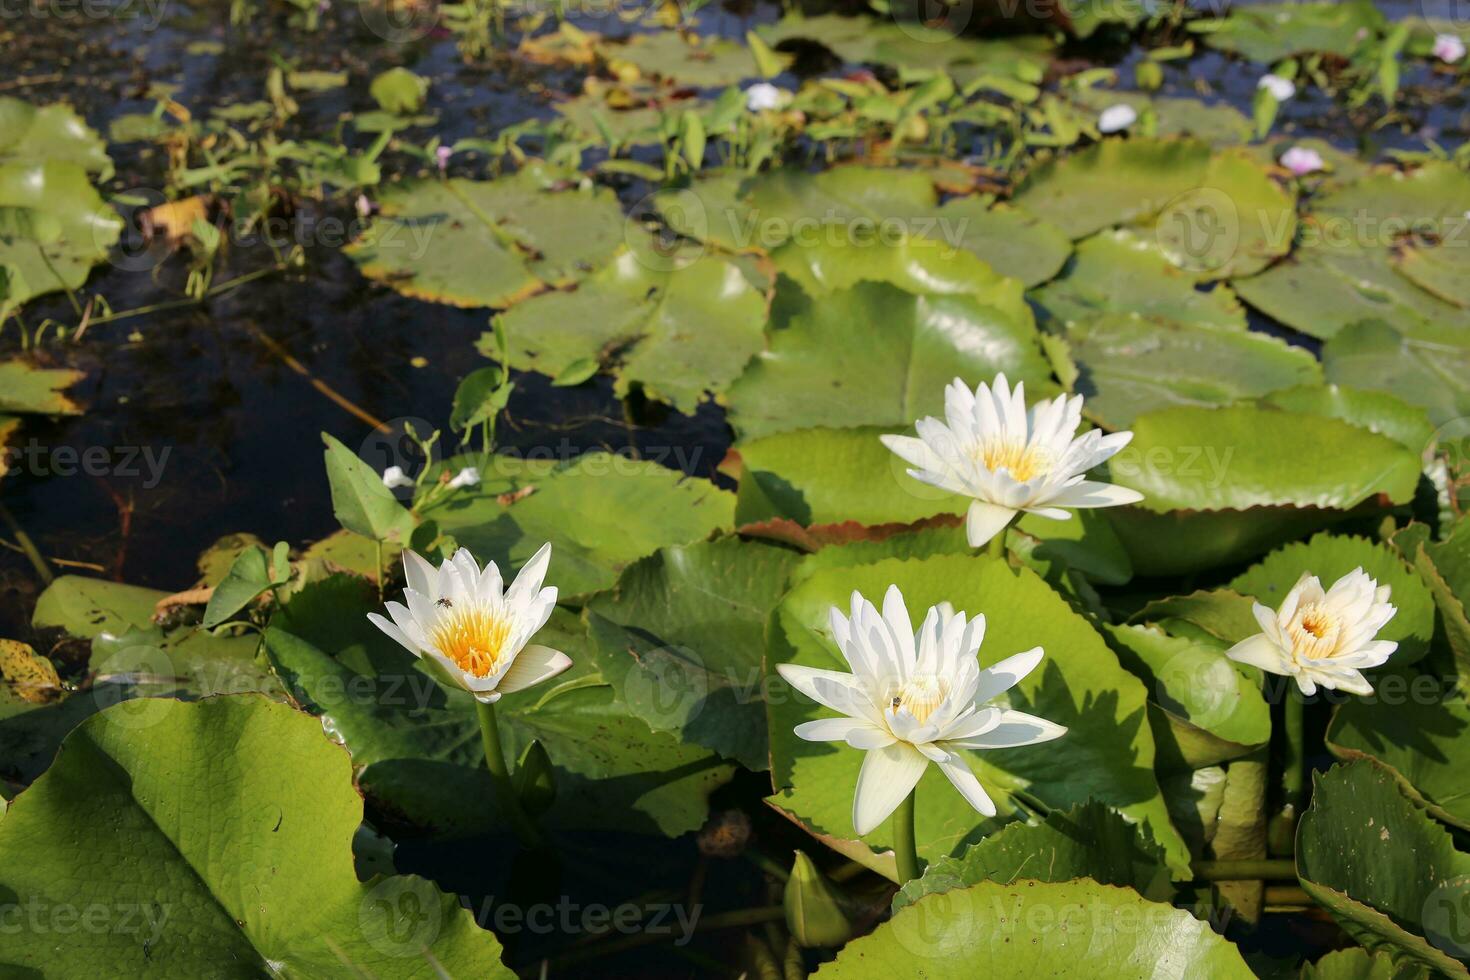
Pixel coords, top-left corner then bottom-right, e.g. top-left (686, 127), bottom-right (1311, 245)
top-left (932, 199), bottom-right (1072, 288)
top-left (1103, 623), bottom-right (1270, 771)
top-left (492, 249), bottom-right (767, 414)
top-left (1301, 948), bottom-right (1431, 980)
top-left (1031, 230), bottom-right (1246, 331)
top-left (345, 167), bottom-right (626, 309)
top-left (265, 580), bottom-right (734, 838)
top-left (1014, 138), bottom-right (1211, 241)
top-left (1235, 164), bottom-right (1470, 343)
top-left (1062, 312), bottom-right (1320, 429)
top-left (1327, 693), bottom-right (1470, 832)
top-left (1260, 384), bottom-right (1435, 453)
top-left (586, 535), bottom-right (801, 771)
top-left (1227, 532), bottom-right (1435, 668)
top-left (1390, 523), bottom-right (1470, 683)
top-left (608, 32), bottom-right (783, 87)
top-left (768, 555), bottom-right (1191, 877)
top-left (0, 360), bottom-right (86, 415)
top-left (892, 800), bottom-right (1173, 912)
top-left (725, 277), bottom-right (1048, 440)
top-left (1104, 405), bottom-right (1420, 575)
top-left (759, 14), bottom-right (1052, 86)
top-left (1297, 760), bottom-right (1470, 977)
top-left (1193, 0), bottom-right (1384, 63)
top-left (819, 879), bottom-right (1253, 977)
top-left (1322, 321), bottom-right (1470, 427)
top-left (0, 695), bottom-right (513, 976)
top-left (0, 97), bottom-right (112, 177)
top-left (420, 452), bottom-right (734, 599)
top-left (1209, 753), bottom-right (1271, 923)
top-left (0, 160), bottom-right (122, 314)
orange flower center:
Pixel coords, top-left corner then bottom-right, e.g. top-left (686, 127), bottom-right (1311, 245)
top-left (887, 675), bottom-right (949, 725)
top-left (430, 605), bottom-right (512, 678)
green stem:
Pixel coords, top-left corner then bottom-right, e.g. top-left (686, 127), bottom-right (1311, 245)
top-left (1269, 688), bottom-right (1306, 855)
top-left (985, 513), bottom-right (1017, 560)
top-left (0, 501), bottom-right (52, 586)
top-left (1191, 859), bottom-right (1298, 881)
top-left (475, 699), bottom-right (541, 848)
top-left (891, 790), bottom-right (921, 884)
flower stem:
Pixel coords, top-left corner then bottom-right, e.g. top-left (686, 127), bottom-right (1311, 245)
top-left (891, 790), bottom-right (922, 884)
top-left (475, 699), bottom-right (541, 848)
top-left (985, 513), bottom-right (1018, 561)
top-left (1269, 688), bottom-right (1306, 855)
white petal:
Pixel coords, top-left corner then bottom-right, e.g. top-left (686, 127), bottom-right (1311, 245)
top-left (852, 742), bottom-right (929, 836)
top-left (1039, 480), bottom-right (1144, 509)
top-left (966, 500), bottom-right (1016, 548)
top-left (495, 644), bottom-right (573, 695)
top-left (934, 750), bottom-right (996, 817)
top-left (777, 664), bottom-right (881, 723)
top-left (368, 611), bottom-right (417, 654)
top-left (402, 550), bottom-right (438, 597)
top-left (793, 717), bottom-right (870, 742)
top-left (950, 709), bottom-right (1066, 749)
top-left (506, 542), bottom-right (552, 606)
top-left (881, 585), bottom-right (917, 674)
top-left (972, 647), bottom-right (1044, 705)
top-left (1224, 633), bottom-right (1290, 675)
top-left (847, 726), bottom-right (897, 750)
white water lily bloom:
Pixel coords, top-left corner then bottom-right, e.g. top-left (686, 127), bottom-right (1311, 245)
top-left (745, 82), bottom-right (786, 112)
top-left (880, 374), bottom-right (1144, 548)
top-left (447, 466), bottom-right (480, 490)
top-left (1280, 146), bottom-right (1325, 176)
top-left (368, 544), bottom-right (571, 703)
top-left (1226, 568), bottom-right (1397, 696)
top-left (1097, 104), bottom-right (1138, 134)
top-left (1258, 73), bottom-right (1296, 101)
top-left (1435, 34), bottom-right (1466, 63)
top-left (381, 465), bottom-right (414, 489)
top-left (776, 587), bottom-right (1066, 835)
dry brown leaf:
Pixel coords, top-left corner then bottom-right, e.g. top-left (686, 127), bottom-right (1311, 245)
top-left (152, 586), bottom-right (213, 623)
top-left (496, 485), bottom-right (537, 507)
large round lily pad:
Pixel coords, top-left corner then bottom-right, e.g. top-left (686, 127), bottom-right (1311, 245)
top-left (0, 694), bottom-right (513, 976)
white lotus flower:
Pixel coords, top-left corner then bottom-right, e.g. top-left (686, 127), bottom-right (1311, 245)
top-left (1226, 568), bottom-right (1397, 696)
top-left (447, 466), bottom-right (480, 490)
top-left (745, 82), bottom-right (786, 112)
top-left (381, 465), bottom-right (414, 489)
top-left (1258, 73), bottom-right (1296, 101)
top-left (1434, 34), bottom-right (1466, 63)
top-left (880, 374), bottom-right (1144, 548)
top-left (776, 587), bottom-right (1066, 836)
top-left (1097, 104), bottom-right (1138, 134)
top-left (1280, 146), bottom-right (1325, 176)
top-left (368, 544), bottom-right (571, 703)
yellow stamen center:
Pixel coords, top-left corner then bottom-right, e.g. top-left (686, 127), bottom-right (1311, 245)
top-left (973, 438), bottom-right (1050, 481)
top-left (888, 675), bottom-right (949, 725)
top-left (430, 604), bottom-right (512, 678)
top-left (1287, 604), bottom-right (1341, 661)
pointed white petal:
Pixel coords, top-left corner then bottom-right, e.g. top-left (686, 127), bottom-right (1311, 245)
top-left (494, 644), bottom-right (573, 695)
top-left (402, 550), bottom-right (438, 597)
top-left (934, 750), bottom-right (996, 817)
top-left (966, 500), bottom-right (1016, 548)
top-left (852, 742), bottom-right (929, 836)
top-left (951, 709), bottom-right (1066, 749)
top-left (506, 542), bottom-right (552, 606)
top-left (1039, 480), bottom-right (1144, 509)
top-left (777, 664), bottom-right (881, 723)
top-left (1224, 633), bottom-right (1289, 675)
top-left (793, 717), bottom-right (872, 742)
top-left (972, 647), bottom-right (1044, 705)
top-left (368, 612), bottom-right (417, 654)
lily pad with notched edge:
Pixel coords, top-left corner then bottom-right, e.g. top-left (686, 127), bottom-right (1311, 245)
top-left (1328, 693), bottom-right (1470, 832)
top-left (0, 695), bottom-right (514, 976)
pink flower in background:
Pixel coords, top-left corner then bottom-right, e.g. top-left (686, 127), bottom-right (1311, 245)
top-left (1280, 146), bottom-right (1325, 176)
top-left (1434, 34), bottom-right (1466, 64)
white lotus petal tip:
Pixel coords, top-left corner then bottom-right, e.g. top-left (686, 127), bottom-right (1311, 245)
top-left (781, 586), bottom-right (1064, 835)
top-left (1097, 104), bottom-right (1138, 134)
top-left (745, 82), bottom-right (787, 112)
top-left (1258, 73), bottom-right (1296, 102)
top-left (367, 543), bottom-right (566, 699)
top-left (1434, 34), bottom-right (1466, 64)
top-left (447, 466), bottom-right (480, 490)
top-left (381, 465), bottom-right (413, 489)
top-left (1225, 567), bottom-right (1398, 696)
